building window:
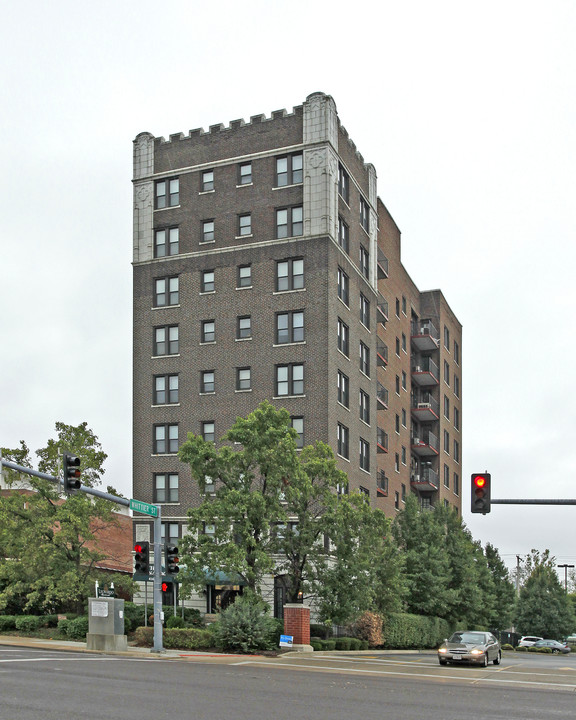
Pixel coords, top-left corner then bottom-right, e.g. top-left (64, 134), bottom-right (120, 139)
top-left (444, 430), bottom-right (450, 454)
top-left (338, 217), bottom-right (349, 253)
top-left (338, 318), bottom-right (349, 357)
top-left (454, 375), bottom-right (460, 398)
top-left (454, 473), bottom-right (460, 495)
top-left (201, 370), bottom-right (215, 394)
top-left (238, 162), bottom-right (252, 185)
top-left (395, 375), bottom-right (400, 395)
top-left (360, 196), bottom-right (370, 232)
top-left (338, 370), bottom-right (349, 408)
top-left (401, 483), bottom-right (406, 502)
top-left (359, 245), bottom-right (369, 279)
top-left (401, 333), bottom-right (407, 353)
top-left (338, 164), bottom-right (349, 203)
top-left (401, 446), bottom-right (406, 465)
top-left (444, 325), bottom-right (450, 350)
top-left (395, 298), bottom-right (400, 317)
top-left (237, 264), bottom-right (252, 288)
top-left (359, 389), bottom-right (370, 424)
top-left (154, 374), bottom-right (178, 405)
top-left (202, 421), bottom-right (215, 442)
top-left (154, 473), bottom-right (178, 503)
top-left (359, 438), bottom-right (370, 472)
top-left (237, 315), bottom-right (252, 339)
top-left (454, 407), bottom-right (460, 431)
top-left (444, 395), bottom-right (450, 419)
top-left (444, 360), bottom-right (450, 385)
top-left (395, 414), bottom-right (400, 434)
top-left (201, 320), bottom-right (215, 343)
top-left (276, 311), bottom-right (304, 344)
top-left (337, 423), bottom-right (349, 459)
top-left (154, 424), bottom-right (178, 454)
top-left (337, 267), bottom-right (349, 306)
top-left (238, 213), bottom-right (252, 236)
top-left (444, 464), bottom-right (450, 488)
top-left (359, 341), bottom-right (370, 376)
top-left (395, 454), bottom-right (400, 472)
top-left (276, 363), bottom-right (304, 396)
top-left (154, 325), bottom-right (179, 356)
top-left (276, 206), bottom-right (303, 238)
top-left (276, 258), bottom-right (304, 291)
top-left (161, 522), bottom-right (180, 546)
top-left (454, 340), bottom-right (460, 365)
top-left (402, 295), bottom-right (407, 315)
top-left (202, 220), bottom-right (215, 243)
top-left (401, 371), bottom-right (407, 391)
top-left (402, 408), bottom-right (407, 428)
top-left (291, 417), bottom-right (304, 449)
top-left (395, 337), bottom-right (400, 357)
top-left (360, 294), bottom-right (370, 329)
top-left (154, 227), bottom-right (179, 258)
top-left (201, 270), bottom-right (214, 293)
top-left (454, 440), bottom-right (460, 463)
top-left (201, 170), bottom-right (214, 192)
top-left (155, 177), bottom-right (179, 208)
top-left (394, 491), bottom-right (400, 509)
top-left (154, 276), bottom-right (179, 307)
top-left (236, 367), bottom-right (251, 391)
top-left (276, 154), bottom-right (303, 186)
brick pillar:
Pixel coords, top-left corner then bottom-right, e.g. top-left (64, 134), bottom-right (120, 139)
top-left (283, 604), bottom-right (311, 649)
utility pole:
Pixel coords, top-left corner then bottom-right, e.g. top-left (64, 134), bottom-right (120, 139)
top-left (557, 564), bottom-right (574, 593)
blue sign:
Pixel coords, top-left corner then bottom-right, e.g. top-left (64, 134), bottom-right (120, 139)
top-left (279, 634), bottom-right (293, 647)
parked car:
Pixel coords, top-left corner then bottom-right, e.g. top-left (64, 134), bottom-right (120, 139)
top-left (518, 635), bottom-right (543, 647)
top-left (438, 631), bottom-right (501, 667)
top-left (532, 639), bottom-right (571, 654)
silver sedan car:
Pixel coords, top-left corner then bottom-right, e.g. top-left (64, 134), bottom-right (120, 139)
top-left (438, 631), bottom-right (501, 667)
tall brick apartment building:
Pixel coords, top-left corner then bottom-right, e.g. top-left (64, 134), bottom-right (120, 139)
top-left (132, 93), bottom-right (462, 592)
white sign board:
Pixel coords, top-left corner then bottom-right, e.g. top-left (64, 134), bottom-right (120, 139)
top-left (91, 601), bottom-right (109, 618)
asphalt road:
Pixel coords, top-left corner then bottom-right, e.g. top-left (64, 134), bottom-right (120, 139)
top-left (1, 646), bottom-right (575, 720)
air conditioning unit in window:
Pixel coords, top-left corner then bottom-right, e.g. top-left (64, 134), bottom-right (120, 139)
top-left (412, 366), bottom-right (422, 373)
top-left (413, 437), bottom-right (420, 445)
top-left (417, 402), bottom-right (431, 409)
top-left (412, 474), bottom-right (420, 482)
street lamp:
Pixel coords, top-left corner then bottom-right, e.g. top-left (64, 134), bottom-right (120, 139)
top-left (557, 564), bottom-right (574, 592)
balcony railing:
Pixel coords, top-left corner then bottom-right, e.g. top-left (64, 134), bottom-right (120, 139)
top-left (377, 470), bottom-right (389, 496)
top-left (377, 382), bottom-right (389, 409)
top-left (377, 249), bottom-right (389, 279)
top-left (411, 468), bottom-right (439, 490)
top-left (377, 428), bottom-right (389, 453)
top-left (377, 341), bottom-right (388, 367)
top-left (377, 294), bottom-right (389, 324)
top-left (411, 319), bottom-right (439, 351)
top-left (411, 430), bottom-right (439, 456)
top-left (411, 357), bottom-right (439, 386)
top-left (411, 393), bottom-right (439, 420)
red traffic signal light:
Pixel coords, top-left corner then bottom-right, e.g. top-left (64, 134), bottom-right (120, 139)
top-left (161, 581), bottom-right (169, 593)
top-left (134, 541), bottom-right (150, 575)
top-left (63, 453), bottom-right (81, 492)
top-left (471, 473), bottom-right (491, 514)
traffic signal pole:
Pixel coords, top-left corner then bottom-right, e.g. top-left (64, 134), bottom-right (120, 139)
top-left (1, 457), bottom-right (164, 653)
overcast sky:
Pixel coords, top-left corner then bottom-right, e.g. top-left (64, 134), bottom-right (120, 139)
top-left (2, 0), bottom-right (575, 578)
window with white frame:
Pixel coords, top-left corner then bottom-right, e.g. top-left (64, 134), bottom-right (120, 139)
top-left (359, 438), bottom-right (370, 471)
top-left (338, 370), bottom-right (349, 408)
top-left (337, 423), bottom-right (349, 459)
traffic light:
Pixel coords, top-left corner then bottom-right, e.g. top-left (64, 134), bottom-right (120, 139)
top-left (165, 544), bottom-right (179, 576)
top-left (134, 541), bottom-right (150, 575)
top-left (62, 453), bottom-right (81, 492)
top-left (471, 473), bottom-right (491, 514)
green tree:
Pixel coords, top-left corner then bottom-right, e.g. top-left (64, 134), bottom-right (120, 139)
top-left (0, 423), bottom-right (132, 614)
top-left (515, 550), bottom-right (576, 638)
top-left (485, 542), bottom-right (516, 630)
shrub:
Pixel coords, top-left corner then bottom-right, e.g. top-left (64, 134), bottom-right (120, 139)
top-left (353, 611), bottom-right (384, 647)
top-left (58, 618), bottom-right (70, 635)
top-left (133, 626), bottom-right (154, 646)
top-left (212, 596), bottom-right (277, 653)
top-left (501, 643), bottom-right (514, 651)
top-left (166, 615), bottom-right (186, 629)
top-left (335, 637), bottom-right (352, 651)
top-left (515, 645), bottom-right (527, 652)
top-left (323, 639), bottom-right (336, 650)
top-left (43, 615), bottom-right (59, 628)
top-left (0, 616), bottom-right (17, 631)
top-left (123, 602), bottom-right (146, 633)
top-left (349, 638), bottom-right (362, 650)
top-left (311, 641), bottom-right (323, 651)
top-left (66, 617), bottom-right (89, 640)
top-left (163, 628), bottom-right (213, 650)
top-left (383, 613), bottom-right (450, 649)
top-left (359, 640), bottom-right (369, 650)
top-left (15, 616), bottom-right (42, 632)
top-left (527, 645), bottom-right (539, 653)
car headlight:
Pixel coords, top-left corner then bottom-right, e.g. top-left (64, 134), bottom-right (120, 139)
top-left (470, 648), bottom-right (483, 655)
top-left (438, 648), bottom-right (447, 654)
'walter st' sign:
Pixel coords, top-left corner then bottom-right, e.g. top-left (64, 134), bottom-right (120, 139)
top-left (129, 499), bottom-right (159, 518)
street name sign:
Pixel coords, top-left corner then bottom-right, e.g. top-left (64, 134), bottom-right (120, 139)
top-left (129, 499), bottom-right (159, 518)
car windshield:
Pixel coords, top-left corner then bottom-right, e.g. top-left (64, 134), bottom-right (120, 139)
top-left (448, 632), bottom-right (485, 645)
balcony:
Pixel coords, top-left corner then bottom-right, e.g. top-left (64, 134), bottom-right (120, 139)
top-left (377, 341), bottom-right (389, 367)
top-left (411, 320), bottom-right (439, 352)
top-left (377, 249), bottom-right (389, 279)
top-left (411, 393), bottom-right (439, 422)
top-left (411, 430), bottom-right (439, 456)
top-left (411, 467), bottom-right (439, 491)
top-left (377, 428), bottom-right (389, 453)
top-left (411, 357), bottom-right (439, 387)
top-left (377, 294), bottom-right (389, 325)
top-left (377, 382), bottom-right (389, 409)
top-left (377, 470), bottom-right (389, 497)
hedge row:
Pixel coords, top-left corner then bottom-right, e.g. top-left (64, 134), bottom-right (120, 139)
top-left (0, 615), bottom-right (60, 632)
top-left (383, 613), bottom-right (452, 649)
top-left (310, 637), bottom-right (369, 651)
top-left (133, 626), bottom-right (213, 650)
